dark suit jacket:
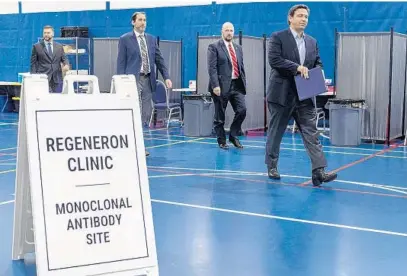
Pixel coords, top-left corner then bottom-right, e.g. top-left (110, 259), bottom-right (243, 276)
top-left (267, 28), bottom-right (322, 106)
top-left (116, 31), bottom-right (170, 92)
top-left (207, 39), bottom-right (247, 95)
top-left (30, 40), bottom-right (68, 84)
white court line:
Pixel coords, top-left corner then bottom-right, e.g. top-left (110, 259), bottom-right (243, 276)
top-left (191, 141), bottom-right (407, 159)
top-left (154, 133), bottom-right (407, 154)
top-left (145, 135), bottom-right (407, 159)
top-left (152, 199), bottom-right (407, 237)
top-left (147, 132), bottom-right (405, 152)
top-left (150, 174), bottom-right (197, 178)
top-left (146, 132), bottom-right (303, 143)
top-left (0, 147), bottom-right (16, 152)
top-left (149, 165), bottom-right (308, 179)
top-left (146, 137), bottom-right (205, 149)
top-left (188, 140), bottom-right (407, 159)
top-left (146, 137), bottom-right (196, 141)
top-left (339, 179), bottom-right (407, 192)
top-left (0, 200), bottom-right (14, 206)
top-left (0, 119), bottom-right (18, 121)
top-left (1, 162), bottom-right (405, 194)
top-left (152, 171), bottom-right (407, 195)
top-left (149, 172), bottom-right (254, 178)
top-left (1, 198), bottom-right (405, 237)
top-left (151, 170), bottom-right (407, 192)
top-left (0, 169), bottom-right (15, 174)
top-left (241, 139), bottom-right (407, 154)
top-left (0, 128), bottom-right (18, 132)
top-left (148, 165), bottom-right (407, 194)
top-left (143, 127), bottom-right (178, 133)
top-left (0, 158), bottom-right (16, 162)
top-left (149, 133), bottom-right (375, 151)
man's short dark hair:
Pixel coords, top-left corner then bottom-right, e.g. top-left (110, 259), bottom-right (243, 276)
top-left (287, 4), bottom-right (310, 25)
top-left (131, 11), bottom-right (146, 22)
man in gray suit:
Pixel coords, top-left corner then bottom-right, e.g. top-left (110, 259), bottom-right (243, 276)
top-left (30, 25), bottom-right (69, 92)
top-left (207, 22), bottom-right (247, 149)
top-left (265, 4), bottom-right (337, 186)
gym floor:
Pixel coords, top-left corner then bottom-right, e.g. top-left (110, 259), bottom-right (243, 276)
top-left (0, 112), bottom-right (406, 276)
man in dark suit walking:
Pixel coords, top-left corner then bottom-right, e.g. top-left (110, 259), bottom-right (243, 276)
top-left (117, 11), bottom-right (172, 124)
top-left (207, 22), bottom-right (247, 149)
top-left (265, 4), bottom-right (337, 186)
top-left (30, 25), bottom-right (69, 93)
top-left (117, 11), bottom-right (172, 157)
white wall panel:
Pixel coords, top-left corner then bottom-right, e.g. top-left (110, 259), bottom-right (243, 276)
top-left (21, 0), bottom-right (106, 13)
top-left (110, 0), bottom-right (211, 9)
top-left (0, 1), bottom-right (19, 14)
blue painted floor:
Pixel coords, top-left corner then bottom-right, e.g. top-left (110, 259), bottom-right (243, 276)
top-left (1, 112), bottom-right (407, 276)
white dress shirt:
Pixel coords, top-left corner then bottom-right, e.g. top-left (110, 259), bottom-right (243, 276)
top-left (290, 27), bottom-right (306, 65)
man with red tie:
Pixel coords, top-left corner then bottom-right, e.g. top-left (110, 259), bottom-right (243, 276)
top-left (207, 22), bottom-right (247, 149)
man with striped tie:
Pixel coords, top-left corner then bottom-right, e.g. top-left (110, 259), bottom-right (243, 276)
top-left (117, 11), bottom-right (172, 156)
top-left (207, 22), bottom-right (247, 149)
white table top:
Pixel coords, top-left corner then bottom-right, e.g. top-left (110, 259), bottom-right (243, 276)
top-left (172, 88), bottom-right (196, 92)
top-left (0, 82), bottom-right (21, 86)
top-left (319, 91), bottom-right (335, 96)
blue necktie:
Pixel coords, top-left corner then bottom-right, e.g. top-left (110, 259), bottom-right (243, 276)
top-left (47, 42), bottom-right (53, 56)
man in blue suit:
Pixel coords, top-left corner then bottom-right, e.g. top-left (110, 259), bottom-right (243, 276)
top-left (265, 4), bottom-right (337, 186)
top-left (207, 22), bottom-right (247, 149)
top-left (117, 11), bottom-right (172, 156)
top-left (117, 11), bottom-right (172, 124)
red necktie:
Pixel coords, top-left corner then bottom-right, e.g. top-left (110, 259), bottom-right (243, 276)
top-left (228, 43), bottom-right (239, 78)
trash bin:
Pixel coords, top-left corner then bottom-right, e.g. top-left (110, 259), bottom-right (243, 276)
top-left (328, 99), bottom-right (365, 146)
top-left (183, 94), bottom-right (214, 137)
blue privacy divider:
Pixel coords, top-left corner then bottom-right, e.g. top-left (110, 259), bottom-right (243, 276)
top-left (0, 95), bottom-right (7, 112)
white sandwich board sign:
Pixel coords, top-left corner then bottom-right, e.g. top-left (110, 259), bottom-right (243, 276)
top-left (12, 74), bottom-right (159, 276)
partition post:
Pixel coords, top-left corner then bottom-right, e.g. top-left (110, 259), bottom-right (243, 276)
top-left (263, 34), bottom-right (267, 131)
top-left (402, 31), bottom-right (407, 137)
top-left (386, 27), bottom-right (394, 145)
top-left (196, 32), bottom-right (199, 92)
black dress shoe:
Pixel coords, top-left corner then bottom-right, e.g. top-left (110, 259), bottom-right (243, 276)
top-left (229, 137), bottom-right (243, 148)
top-left (312, 168), bottom-right (337, 187)
top-left (218, 143), bottom-right (229, 150)
top-left (145, 150), bottom-right (150, 156)
top-left (268, 167), bottom-right (281, 180)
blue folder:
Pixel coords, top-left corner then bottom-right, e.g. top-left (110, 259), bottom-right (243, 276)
top-left (294, 67), bottom-right (327, 100)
